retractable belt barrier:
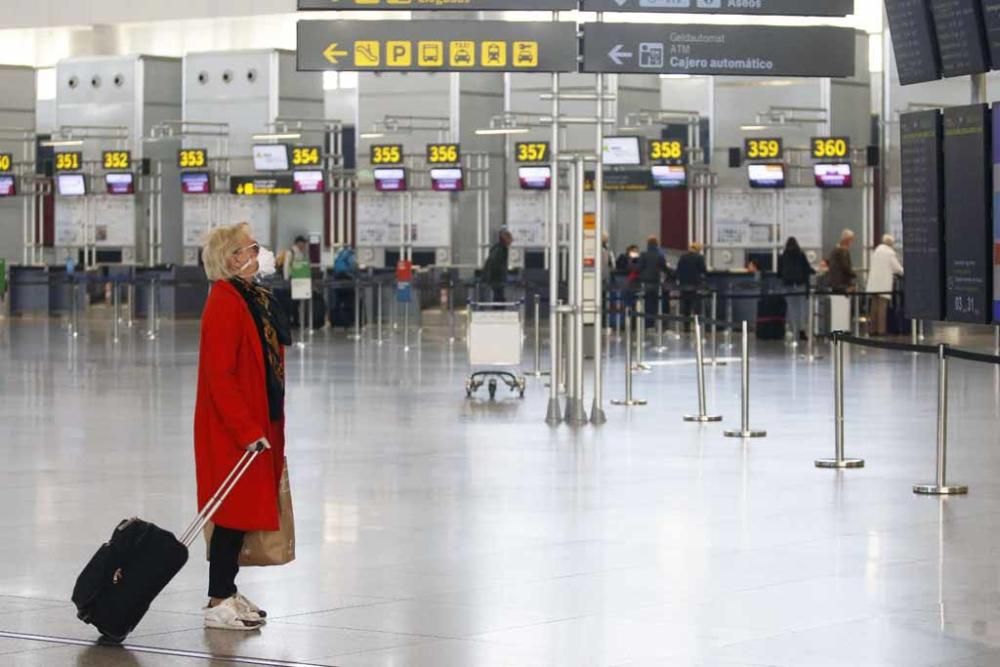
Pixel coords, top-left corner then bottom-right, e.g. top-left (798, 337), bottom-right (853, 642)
top-left (818, 331), bottom-right (1000, 496)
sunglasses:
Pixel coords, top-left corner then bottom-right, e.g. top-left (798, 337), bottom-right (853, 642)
top-left (233, 242), bottom-right (260, 257)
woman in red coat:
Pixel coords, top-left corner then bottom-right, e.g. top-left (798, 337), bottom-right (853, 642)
top-left (194, 223), bottom-right (291, 631)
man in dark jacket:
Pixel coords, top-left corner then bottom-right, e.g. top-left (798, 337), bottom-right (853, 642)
top-left (637, 236), bottom-right (673, 327)
top-left (827, 229), bottom-right (856, 293)
top-left (483, 229), bottom-right (513, 301)
top-left (676, 242), bottom-right (708, 331)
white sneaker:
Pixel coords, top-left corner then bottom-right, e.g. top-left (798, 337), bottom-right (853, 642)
top-left (204, 597), bottom-right (264, 631)
top-left (233, 592), bottom-right (267, 622)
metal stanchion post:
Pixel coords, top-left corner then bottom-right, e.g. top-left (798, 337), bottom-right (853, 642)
top-left (725, 321), bottom-right (766, 439)
top-left (816, 336), bottom-right (864, 468)
top-left (707, 291), bottom-right (725, 365)
top-left (801, 292), bottom-right (823, 361)
top-left (296, 301), bottom-right (306, 348)
top-left (852, 295), bottom-right (861, 338)
top-left (69, 275), bottom-right (79, 339)
top-left (112, 280), bottom-right (120, 344)
top-left (654, 287), bottom-right (667, 353)
top-left (147, 277), bottom-right (158, 341)
top-left (404, 299), bottom-right (411, 352)
top-left (376, 282), bottom-right (384, 346)
top-left (633, 297), bottom-right (651, 372)
top-left (307, 291), bottom-right (315, 337)
top-left (684, 316), bottom-right (722, 423)
top-left (914, 345), bottom-right (968, 495)
top-left (528, 294), bottom-right (549, 377)
top-left (612, 308), bottom-right (647, 407)
top-left (918, 319), bottom-right (926, 341)
top-left (448, 279), bottom-right (456, 345)
top-left (347, 277), bottom-right (361, 341)
top-left (126, 281), bottom-right (135, 329)
top-left (671, 291), bottom-right (682, 340)
top-left (723, 295), bottom-right (734, 351)
top-left (994, 326), bottom-right (999, 356)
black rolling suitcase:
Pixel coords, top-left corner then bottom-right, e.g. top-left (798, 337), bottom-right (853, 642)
top-left (756, 295), bottom-right (788, 341)
top-left (72, 445), bottom-right (264, 643)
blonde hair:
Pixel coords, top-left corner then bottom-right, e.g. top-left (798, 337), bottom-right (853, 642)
top-left (202, 223), bottom-right (251, 282)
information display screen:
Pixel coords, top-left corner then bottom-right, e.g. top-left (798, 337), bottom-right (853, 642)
top-left (105, 173), bottom-right (134, 195)
top-left (253, 145), bottom-right (290, 171)
top-left (814, 164), bottom-right (853, 188)
top-left (0, 175), bottom-right (15, 197)
top-left (885, 0), bottom-right (941, 85)
top-left (650, 165), bottom-right (686, 189)
top-left (293, 170), bottom-right (325, 194)
top-left (748, 164), bottom-right (785, 189)
top-left (944, 103), bottom-right (992, 323)
top-left (57, 174), bottom-right (87, 196)
top-left (602, 137), bottom-right (642, 166)
top-left (984, 0), bottom-right (1000, 66)
top-left (430, 167), bottom-right (464, 192)
top-left (374, 167), bottom-right (407, 192)
top-left (929, 0), bottom-right (989, 78)
top-left (901, 110), bottom-right (945, 320)
top-left (181, 172), bottom-right (212, 195)
top-left (518, 166), bottom-right (551, 190)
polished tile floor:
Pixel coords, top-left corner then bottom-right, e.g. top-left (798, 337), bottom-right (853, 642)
top-left (1, 314), bottom-right (1000, 666)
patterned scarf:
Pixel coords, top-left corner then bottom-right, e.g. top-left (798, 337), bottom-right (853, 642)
top-left (228, 278), bottom-right (292, 421)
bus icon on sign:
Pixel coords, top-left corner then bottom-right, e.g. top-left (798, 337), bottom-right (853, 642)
top-left (697, 0), bottom-right (722, 7)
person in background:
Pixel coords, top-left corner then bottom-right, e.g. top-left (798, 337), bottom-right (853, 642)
top-left (616, 245), bottom-right (641, 277)
top-left (282, 236), bottom-right (309, 281)
top-left (601, 233), bottom-right (616, 277)
top-left (676, 242), bottom-right (708, 331)
top-left (866, 234), bottom-right (904, 336)
top-left (482, 228), bottom-right (513, 301)
top-left (778, 236), bottom-right (816, 341)
top-left (827, 229), bottom-right (857, 293)
top-left (638, 236), bottom-right (672, 326)
top-left (196, 223), bottom-right (292, 631)
top-left (745, 259), bottom-right (761, 274)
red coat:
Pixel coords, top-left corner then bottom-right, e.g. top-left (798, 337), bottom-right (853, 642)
top-left (194, 280), bottom-right (285, 532)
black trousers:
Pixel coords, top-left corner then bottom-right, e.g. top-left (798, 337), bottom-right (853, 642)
top-left (680, 291), bottom-right (702, 332)
top-left (208, 526), bottom-right (245, 599)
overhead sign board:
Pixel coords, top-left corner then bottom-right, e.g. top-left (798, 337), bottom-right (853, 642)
top-left (231, 176), bottom-right (295, 196)
top-left (55, 152), bottom-right (83, 173)
top-left (744, 137), bottom-right (783, 161)
top-left (811, 137), bottom-right (850, 160)
top-left (581, 24), bottom-right (855, 77)
top-left (427, 143), bottom-right (461, 165)
top-left (581, 0), bottom-right (852, 15)
top-left (649, 139), bottom-right (685, 165)
top-left (178, 149), bottom-right (208, 170)
top-left (884, 0), bottom-right (940, 85)
top-left (516, 142), bottom-right (550, 163)
top-left (299, 0), bottom-right (577, 9)
top-left (297, 20), bottom-right (579, 73)
top-left (371, 144), bottom-right (404, 165)
top-left (102, 150), bottom-right (131, 171)
top-left (291, 146), bottom-right (323, 167)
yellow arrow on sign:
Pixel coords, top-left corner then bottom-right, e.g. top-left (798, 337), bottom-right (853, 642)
top-left (324, 43), bottom-right (349, 64)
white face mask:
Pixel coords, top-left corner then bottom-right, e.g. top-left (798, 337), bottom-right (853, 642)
top-left (256, 247), bottom-right (277, 278)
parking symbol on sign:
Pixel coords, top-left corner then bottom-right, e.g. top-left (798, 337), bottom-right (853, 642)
top-left (639, 43), bottom-right (664, 69)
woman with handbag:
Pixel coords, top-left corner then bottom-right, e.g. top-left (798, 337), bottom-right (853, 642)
top-left (195, 223), bottom-right (292, 631)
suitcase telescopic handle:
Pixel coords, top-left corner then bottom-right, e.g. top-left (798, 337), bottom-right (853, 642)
top-left (178, 442), bottom-right (265, 548)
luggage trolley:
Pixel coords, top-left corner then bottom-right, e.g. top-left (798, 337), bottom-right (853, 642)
top-left (465, 301), bottom-right (527, 399)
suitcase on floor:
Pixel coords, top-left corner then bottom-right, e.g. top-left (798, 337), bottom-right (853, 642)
top-left (756, 295), bottom-right (787, 341)
top-left (72, 445), bottom-right (264, 643)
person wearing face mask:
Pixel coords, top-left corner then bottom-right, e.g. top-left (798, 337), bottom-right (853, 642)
top-left (194, 223), bottom-right (291, 631)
